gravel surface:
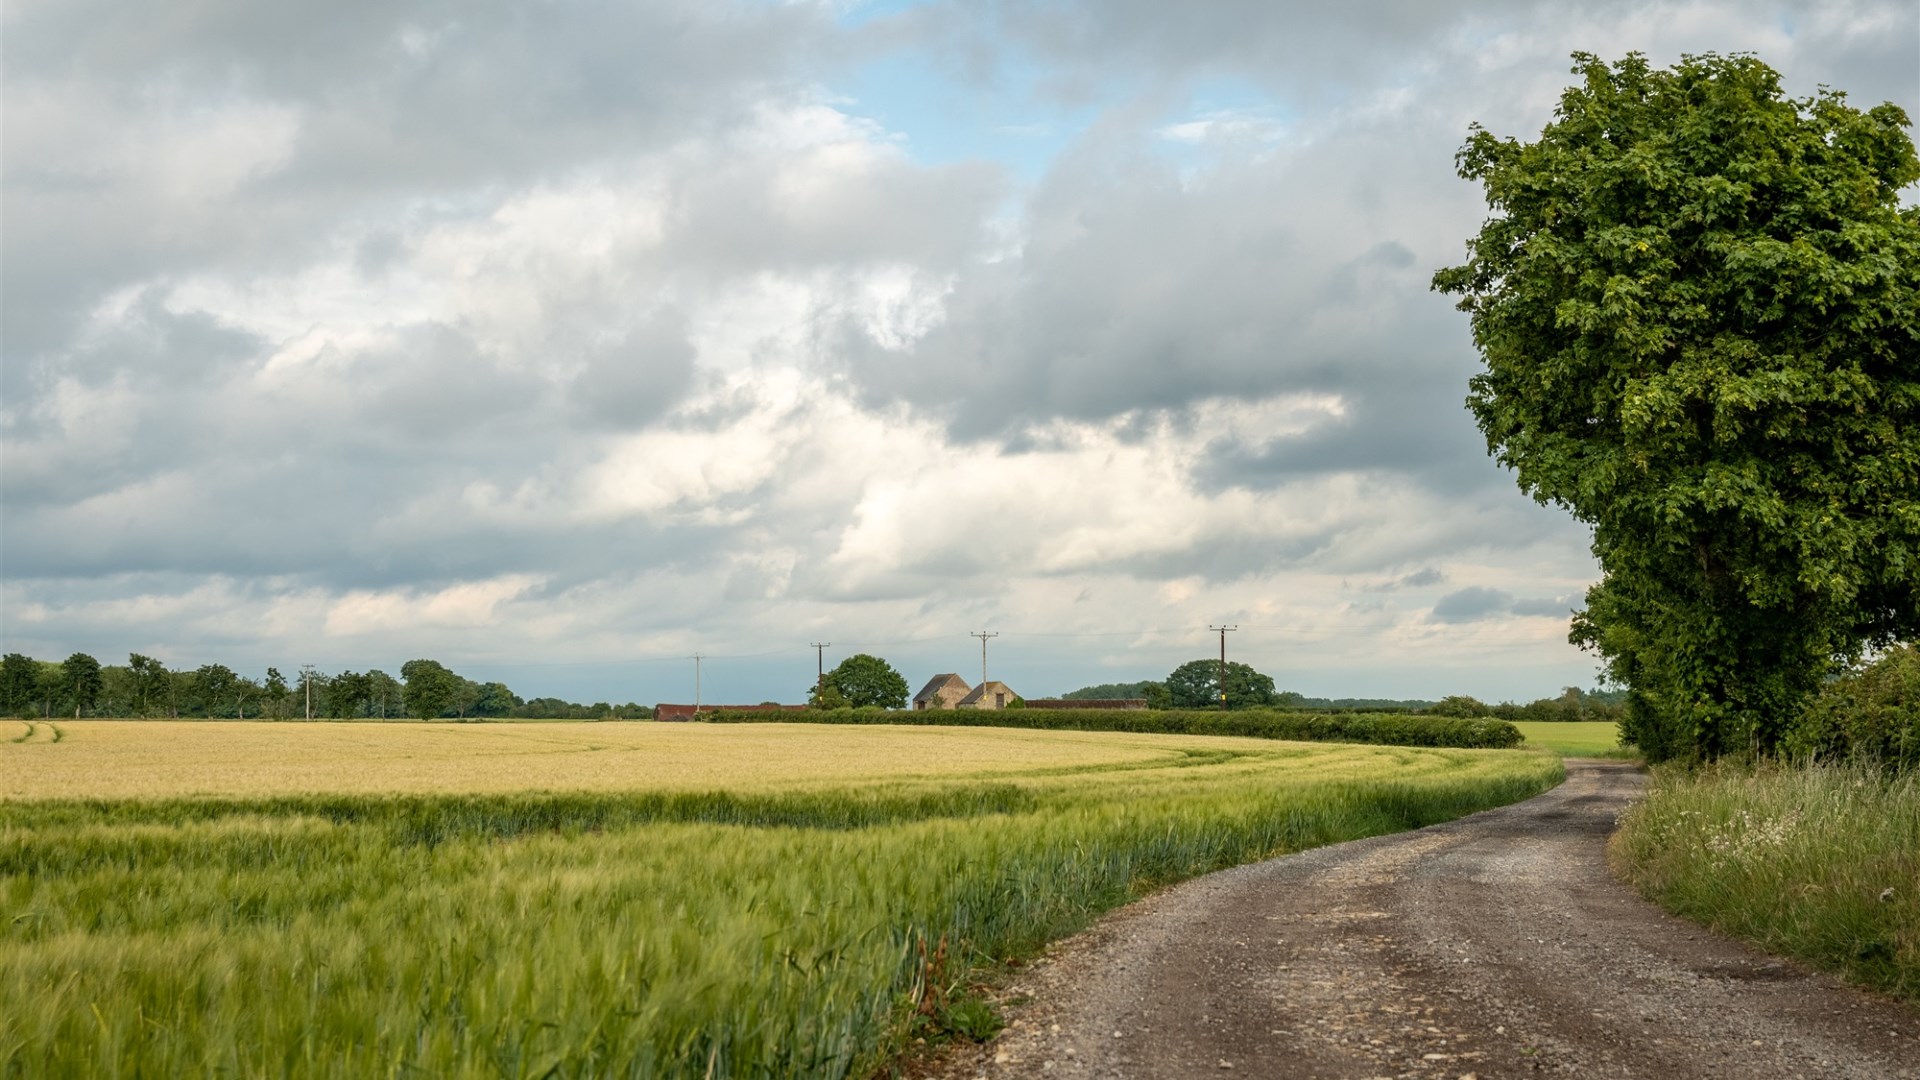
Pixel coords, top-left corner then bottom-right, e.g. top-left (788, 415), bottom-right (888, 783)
top-left (926, 760), bottom-right (1919, 1079)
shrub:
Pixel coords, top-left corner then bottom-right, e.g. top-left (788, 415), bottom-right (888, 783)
top-left (1784, 646), bottom-right (1920, 773)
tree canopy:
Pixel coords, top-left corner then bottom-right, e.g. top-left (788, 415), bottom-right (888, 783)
top-left (817, 654), bottom-right (908, 709)
top-left (1433, 52), bottom-right (1920, 762)
top-left (1163, 659), bottom-right (1278, 710)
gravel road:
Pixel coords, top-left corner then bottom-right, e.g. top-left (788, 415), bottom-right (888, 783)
top-left (928, 760), bottom-right (1918, 1079)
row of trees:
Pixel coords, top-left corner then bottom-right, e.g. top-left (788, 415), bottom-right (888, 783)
top-left (0, 652), bottom-right (647, 721)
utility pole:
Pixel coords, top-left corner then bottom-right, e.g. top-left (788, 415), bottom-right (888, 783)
top-left (301, 664), bottom-right (316, 721)
top-left (810, 642), bottom-right (830, 692)
top-left (971, 631), bottom-right (999, 686)
top-left (693, 653), bottom-right (704, 714)
top-left (1208, 626), bottom-right (1237, 708)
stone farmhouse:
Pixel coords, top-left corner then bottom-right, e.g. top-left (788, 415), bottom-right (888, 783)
top-left (913, 674), bottom-right (1025, 711)
top-left (912, 674), bottom-right (972, 710)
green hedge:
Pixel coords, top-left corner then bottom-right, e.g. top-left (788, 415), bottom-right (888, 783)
top-left (698, 707), bottom-right (1524, 749)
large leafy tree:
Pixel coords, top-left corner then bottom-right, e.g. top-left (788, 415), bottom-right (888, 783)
top-left (1434, 53), bottom-right (1920, 761)
top-left (819, 654), bottom-right (908, 709)
top-left (1164, 659), bottom-right (1278, 710)
top-left (400, 659), bottom-right (459, 720)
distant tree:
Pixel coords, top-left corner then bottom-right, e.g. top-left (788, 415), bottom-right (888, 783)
top-left (262, 667), bottom-right (292, 720)
top-left (193, 664), bottom-right (238, 718)
top-left (821, 654), bottom-right (908, 709)
top-left (806, 681), bottom-right (851, 709)
top-left (471, 681), bottom-right (518, 718)
top-left (401, 659), bottom-right (459, 720)
top-left (326, 670), bottom-right (371, 719)
top-left (366, 670), bottom-right (400, 719)
top-left (2, 653), bottom-right (38, 717)
top-left (233, 675), bottom-right (259, 719)
top-left (1163, 659), bottom-right (1278, 710)
top-left (34, 663), bottom-right (64, 717)
top-left (1140, 681), bottom-right (1171, 710)
top-left (62, 653), bottom-right (103, 718)
top-left (1060, 681), bottom-right (1158, 700)
top-left (126, 654), bottom-right (169, 717)
top-left (1431, 695), bottom-right (1491, 718)
top-left (1433, 53), bottom-right (1920, 761)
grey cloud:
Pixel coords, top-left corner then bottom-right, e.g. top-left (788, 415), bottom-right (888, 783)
top-left (1429, 586), bottom-right (1515, 623)
top-left (568, 310), bottom-right (698, 430)
top-left (1361, 567), bottom-right (1448, 592)
top-left (1430, 587), bottom-right (1578, 623)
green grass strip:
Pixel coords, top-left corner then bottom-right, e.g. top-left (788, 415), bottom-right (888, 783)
top-left (1612, 762), bottom-right (1920, 1003)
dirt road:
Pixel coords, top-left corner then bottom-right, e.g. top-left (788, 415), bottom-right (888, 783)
top-left (932, 760), bottom-right (1918, 1079)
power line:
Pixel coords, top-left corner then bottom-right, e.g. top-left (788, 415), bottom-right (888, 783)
top-left (1208, 625), bottom-right (1237, 707)
top-left (970, 630), bottom-right (999, 685)
top-left (809, 642), bottom-right (830, 692)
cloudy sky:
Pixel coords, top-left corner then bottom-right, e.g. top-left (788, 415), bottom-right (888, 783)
top-left (3, 1), bottom-right (1915, 706)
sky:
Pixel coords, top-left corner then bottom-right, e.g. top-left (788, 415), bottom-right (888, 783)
top-left (3, 1), bottom-right (1916, 707)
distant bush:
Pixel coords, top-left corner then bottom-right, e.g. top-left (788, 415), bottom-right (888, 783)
top-left (701, 707), bottom-right (1524, 750)
top-left (1784, 646), bottom-right (1920, 773)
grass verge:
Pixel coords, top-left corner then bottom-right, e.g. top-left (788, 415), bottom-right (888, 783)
top-left (1611, 763), bottom-right (1919, 1003)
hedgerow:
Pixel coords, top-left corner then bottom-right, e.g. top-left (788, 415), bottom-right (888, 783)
top-left (699, 707), bottom-right (1524, 749)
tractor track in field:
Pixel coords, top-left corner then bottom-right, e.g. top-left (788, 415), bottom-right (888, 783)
top-left (923, 760), bottom-right (1918, 1079)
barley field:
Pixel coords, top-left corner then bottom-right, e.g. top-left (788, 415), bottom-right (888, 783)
top-left (2, 721), bottom-right (1562, 1078)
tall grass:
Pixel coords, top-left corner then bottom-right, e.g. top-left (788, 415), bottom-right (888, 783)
top-left (1611, 763), bottom-right (1920, 1002)
top-left (1, 731), bottom-right (1561, 1078)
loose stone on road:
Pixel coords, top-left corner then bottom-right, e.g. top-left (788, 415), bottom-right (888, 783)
top-left (932, 760), bottom-right (1919, 1079)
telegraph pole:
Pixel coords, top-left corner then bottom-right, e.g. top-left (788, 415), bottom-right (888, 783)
top-left (971, 631), bottom-right (998, 685)
top-left (809, 642), bottom-right (830, 692)
top-left (693, 654), bottom-right (704, 713)
top-left (301, 664), bottom-right (316, 721)
top-left (1208, 626), bottom-right (1237, 708)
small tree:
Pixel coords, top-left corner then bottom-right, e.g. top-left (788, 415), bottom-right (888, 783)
top-left (1434, 53), bottom-right (1920, 761)
top-left (820, 654), bottom-right (909, 709)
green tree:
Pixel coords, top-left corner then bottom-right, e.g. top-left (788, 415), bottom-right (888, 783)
top-left (471, 681), bottom-right (519, 718)
top-left (806, 681), bottom-right (851, 709)
top-left (819, 654), bottom-right (908, 709)
top-left (366, 669), bottom-right (400, 719)
top-left (1433, 53), bottom-right (1920, 763)
top-left (1, 653), bottom-right (38, 717)
top-left (326, 670), bottom-right (371, 719)
top-left (1163, 659), bottom-right (1278, 710)
top-left (192, 664), bottom-right (237, 718)
top-left (401, 659), bottom-right (459, 720)
top-left (262, 667), bottom-right (292, 720)
top-left (127, 654), bottom-right (169, 717)
top-left (62, 652), bottom-right (103, 718)
top-left (1431, 695), bottom-right (1491, 719)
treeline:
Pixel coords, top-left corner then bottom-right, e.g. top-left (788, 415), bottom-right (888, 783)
top-left (1061, 669), bottom-right (1626, 721)
top-left (0, 652), bottom-right (648, 721)
top-left (1427, 686), bottom-right (1628, 723)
